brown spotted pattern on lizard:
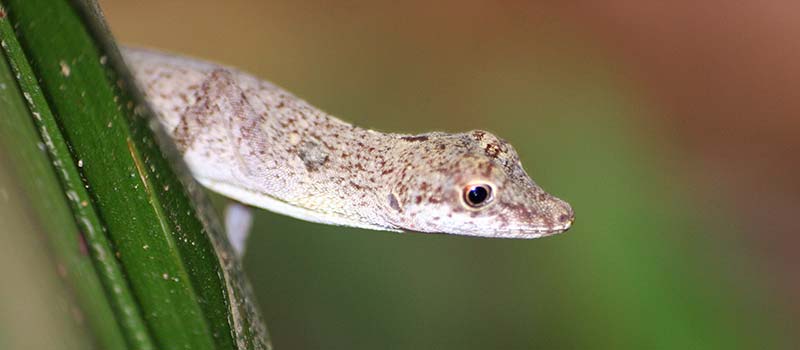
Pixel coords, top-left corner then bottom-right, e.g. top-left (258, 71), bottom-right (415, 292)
top-left (123, 47), bottom-right (574, 238)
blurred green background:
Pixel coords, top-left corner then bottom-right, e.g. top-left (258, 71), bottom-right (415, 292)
top-left (93, 1), bottom-right (796, 349)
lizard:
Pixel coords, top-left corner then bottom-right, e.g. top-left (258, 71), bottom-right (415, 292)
top-left (122, 47), bottom-right (575, 253)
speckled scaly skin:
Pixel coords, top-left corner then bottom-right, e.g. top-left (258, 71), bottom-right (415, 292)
top-left (123, 47), bottom-right (574, 238)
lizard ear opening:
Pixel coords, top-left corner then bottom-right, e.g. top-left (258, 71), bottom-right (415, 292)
top-left (462, 183), bottom-right (494, 209)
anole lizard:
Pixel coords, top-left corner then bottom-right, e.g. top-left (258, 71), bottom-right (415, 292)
top-left (122, 47), bottom-right (574, 253)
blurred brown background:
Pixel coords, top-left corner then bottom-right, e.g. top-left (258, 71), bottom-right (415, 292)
top-left (561, 1), bottom-right (800, 287)
top-left (99, 0), bottom-right (799, 348)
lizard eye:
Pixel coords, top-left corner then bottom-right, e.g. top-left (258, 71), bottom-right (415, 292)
top-left (463, 183), bottom-right (493, 208)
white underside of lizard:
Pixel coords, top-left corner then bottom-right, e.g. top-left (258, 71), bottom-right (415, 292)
top-left (199, 177), bottom-right (400, 232)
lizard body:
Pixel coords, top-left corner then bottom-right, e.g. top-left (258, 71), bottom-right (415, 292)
top-left (123, 47), bottom-right (574, 239)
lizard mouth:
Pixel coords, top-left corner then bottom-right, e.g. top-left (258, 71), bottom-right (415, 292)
top-left (494, 224), bottom-right (572, 239)
top-left (479, 209), bottom-right (575, 239)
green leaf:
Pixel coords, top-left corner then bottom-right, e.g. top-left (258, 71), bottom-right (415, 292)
top-left (0, 1), bottom-right (270, 349)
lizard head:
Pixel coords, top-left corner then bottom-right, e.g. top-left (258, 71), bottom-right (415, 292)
top-left (387, 130), bottom-right (574, 238)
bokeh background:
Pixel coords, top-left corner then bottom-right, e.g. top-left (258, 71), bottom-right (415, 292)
top-left (99, 1), bottom-right (798, 349)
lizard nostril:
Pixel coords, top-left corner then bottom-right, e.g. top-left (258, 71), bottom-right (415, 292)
top-left (555, 199), bottom-right (575, 226)
top-left (557, 205), bottom-right (575, 229)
